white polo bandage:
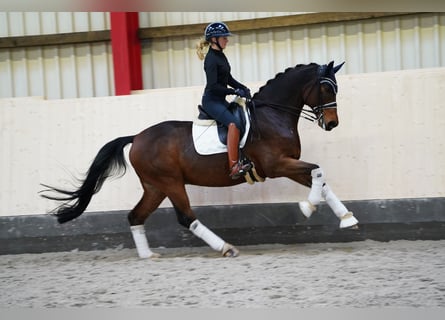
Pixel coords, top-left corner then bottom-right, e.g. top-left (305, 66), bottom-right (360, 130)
top-left (130, 225), bottom-right (157, 258)
top-left (308, 167), bottom-right (325, 205)
top-left (299, 201), bottom-right (316, 218)
top-left (321, 183), bottom-right (348, 218)
top-left (190, 220), bottom-right (225, 252)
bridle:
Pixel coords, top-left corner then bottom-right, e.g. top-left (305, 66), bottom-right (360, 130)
top-left (304, 75), bottom-right (339, 123)
top-left (252, 70), bottom-right (339, 124)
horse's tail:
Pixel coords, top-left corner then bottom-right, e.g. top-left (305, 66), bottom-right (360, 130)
top-left (40, 135), bottom-right (135, 224)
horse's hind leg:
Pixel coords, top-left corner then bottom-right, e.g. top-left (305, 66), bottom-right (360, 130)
top-left (167, 183), bottom-right (239, 257)
top-left (299, 166), bottom-right (358, 229)
top-left (128, 182), bottom-right (166, 258)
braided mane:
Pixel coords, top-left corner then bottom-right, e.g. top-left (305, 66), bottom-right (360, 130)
top-left (253, 63), bottom-right (319, 98)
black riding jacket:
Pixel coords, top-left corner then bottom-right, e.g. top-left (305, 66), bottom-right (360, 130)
top-left (204, 47), bottom-right (246, 99)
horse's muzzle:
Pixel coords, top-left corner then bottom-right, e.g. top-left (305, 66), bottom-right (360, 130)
top-left (325, 120), bottom-right (338, 131)
top-left (318, 117), bottom-right (338, 131)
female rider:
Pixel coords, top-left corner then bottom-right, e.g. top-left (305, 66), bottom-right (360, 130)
top-left (196, 22), bottom-right (252, 179)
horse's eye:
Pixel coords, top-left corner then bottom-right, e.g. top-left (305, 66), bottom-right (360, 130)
top-left (321, 85), bottom-right (334, 95)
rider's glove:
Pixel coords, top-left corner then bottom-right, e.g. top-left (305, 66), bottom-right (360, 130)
top-left (244, 88), bottom-right (252, 99)
top-left (234, 88), bottom-right (251, 99)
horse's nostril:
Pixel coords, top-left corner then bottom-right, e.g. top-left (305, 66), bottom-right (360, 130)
top-left (326, 121), bottom-right (338, 131)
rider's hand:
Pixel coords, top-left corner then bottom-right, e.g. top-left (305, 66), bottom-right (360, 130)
top-left (234, 88), bottom-right (250, 99)
top-left (244, 88), bottom-right (252, 100)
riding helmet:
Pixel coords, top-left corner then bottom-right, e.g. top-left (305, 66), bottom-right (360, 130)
top-left (204, 22), bottom-right (232, 41)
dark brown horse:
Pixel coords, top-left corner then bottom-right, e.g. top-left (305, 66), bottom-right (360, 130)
top-left (41, 61), bottom-right (358, 258)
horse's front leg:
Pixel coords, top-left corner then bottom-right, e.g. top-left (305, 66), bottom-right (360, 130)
top-left (271, 158), bottom-right (358, 229)
top-left (300, 167), bottom-right (358, 229)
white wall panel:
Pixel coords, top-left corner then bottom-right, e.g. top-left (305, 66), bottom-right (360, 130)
top-left (1, 68), bottom-right (444, 216)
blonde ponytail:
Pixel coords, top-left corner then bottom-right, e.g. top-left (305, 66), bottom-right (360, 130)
top-left (196, 37), bottom-right (210, 60)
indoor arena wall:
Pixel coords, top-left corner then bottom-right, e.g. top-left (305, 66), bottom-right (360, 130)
top-left (0, 67), bottom-right (444, 217)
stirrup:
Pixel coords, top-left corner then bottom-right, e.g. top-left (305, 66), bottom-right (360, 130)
top-left (229, 161), bottom-right (252, 179)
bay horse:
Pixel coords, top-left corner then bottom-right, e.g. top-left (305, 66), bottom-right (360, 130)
top-left (40, 61), bottom-right (358, 258)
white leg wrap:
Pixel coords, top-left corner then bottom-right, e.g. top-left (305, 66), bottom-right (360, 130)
top-left (298, 201), bottom-right (316, 218)
top-left (189, 220), bottom-right (225, 252)
top-left (299, 168), bottom-right (325, 219)
top-left (308, 167), bottom-right (325, 205)
top-left (321, 184), bottom-right (347, 218)
top-left (130, 225), bottom-right (158, 258)
top-left (322, 184), bottom-right (358, 228)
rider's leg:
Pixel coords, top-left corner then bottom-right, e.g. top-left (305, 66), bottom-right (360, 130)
top-left (227, 123), bottom-right (241, 178)
top-left (227, 123), bottom-right (251, 179)
top-left (201, 97), bottom-right (251, 179)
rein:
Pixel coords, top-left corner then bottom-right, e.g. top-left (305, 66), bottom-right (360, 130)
top-left (252, 99), bottom-right (319, 122)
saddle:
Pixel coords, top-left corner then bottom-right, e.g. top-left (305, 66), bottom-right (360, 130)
top-left (192, 98), bottom-right (264, 185)
top-left (197, 101), bottom-right (247, 145)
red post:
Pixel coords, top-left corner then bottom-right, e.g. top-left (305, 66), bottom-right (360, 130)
top-left (110, 12), bottom-right (143, 96)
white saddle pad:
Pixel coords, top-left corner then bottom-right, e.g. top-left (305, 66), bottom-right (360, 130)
top-left (192, 100), bottom-right (250, 155)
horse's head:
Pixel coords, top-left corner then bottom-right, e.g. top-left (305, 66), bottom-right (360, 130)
top-left (304, 61), bottom-right (345, 131)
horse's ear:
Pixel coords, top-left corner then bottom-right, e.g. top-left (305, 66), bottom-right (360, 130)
top-left (326, 61), bottom-right (334, 73)
top-left (333, 61), bottom-right (345, 74)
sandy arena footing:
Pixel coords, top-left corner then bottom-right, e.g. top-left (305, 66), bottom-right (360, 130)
top-left (1, 240), bottom-right (444, 308)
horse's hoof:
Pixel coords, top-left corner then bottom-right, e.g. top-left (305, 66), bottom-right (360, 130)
top-left (339, 212), bottom-right (359, 229)
top-left (222, 243), bottom-right (239, 257)
top-left (139, 252), bottom-right (161, 259)
top-left (299, 201), bottom-right (316, 219)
